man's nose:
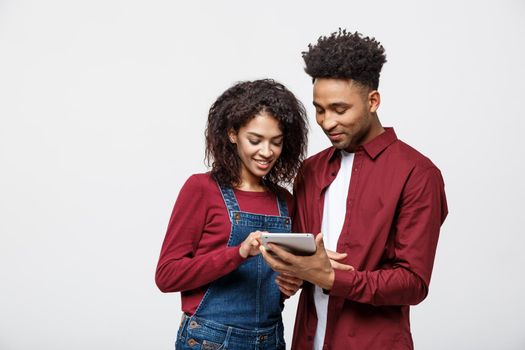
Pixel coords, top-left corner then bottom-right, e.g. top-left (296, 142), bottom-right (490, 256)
top-left (319, 113), bottom-right (338, 131)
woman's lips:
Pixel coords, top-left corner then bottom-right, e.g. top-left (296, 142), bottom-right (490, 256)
top-left (254, 159), bottom-right (272, 170)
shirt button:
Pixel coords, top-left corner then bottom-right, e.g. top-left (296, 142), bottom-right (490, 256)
top-left (187, 338), bottom-right (198, 346)
top-left (331, 172), bottom-right (336, 176)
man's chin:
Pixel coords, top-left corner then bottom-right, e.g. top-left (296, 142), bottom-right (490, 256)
top-left (330, 140), bottom-right (351, 150)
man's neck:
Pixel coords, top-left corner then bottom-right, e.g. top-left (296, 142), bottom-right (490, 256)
top-left (346, 118), bottom-right (384, 152)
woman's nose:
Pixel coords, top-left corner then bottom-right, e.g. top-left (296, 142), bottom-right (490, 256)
top-left (259, 143), bottom-right (273, 157)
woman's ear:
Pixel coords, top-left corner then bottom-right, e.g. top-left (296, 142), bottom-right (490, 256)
top-left (228, 129), bottom-right (237, 144)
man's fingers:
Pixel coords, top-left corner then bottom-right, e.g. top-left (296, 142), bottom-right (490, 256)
top-left (277, 274), bottom-right (303, 286)
top-left (330, 260), bottom-right (354, 271)
top-left (260, 246), bottom-right (289, 272)
top-left (267, 242), bottom-right (295, 263)
top-left (278, 286), bottom-right (294, 297)
top-left (276, 275), bottom-right (303, 288)
top-left (276, 278), bottom-right (299, 297)
top-left (275, 277), bottom-right (295, 290)
top-left (281, 272), bottom-right (294, 277)
top-left (326, 249), bottom-right (347, 261)
top-left (315, 233), bottom-right (325, 250)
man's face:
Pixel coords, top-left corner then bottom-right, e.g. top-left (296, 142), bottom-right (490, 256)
top-left (313, 78), bottom-right (380, 152)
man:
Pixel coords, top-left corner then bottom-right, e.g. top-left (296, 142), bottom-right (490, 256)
top-left (260, 29), bottom-right (448, 349)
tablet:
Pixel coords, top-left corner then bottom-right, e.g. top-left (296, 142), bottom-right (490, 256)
top-left (261, 233), bottom-right (316, 256)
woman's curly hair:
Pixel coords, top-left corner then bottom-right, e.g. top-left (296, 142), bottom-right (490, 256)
top-left (302, 29), bottom-right (387, 89)
top-left (205, 79), bottom-right (308, 188)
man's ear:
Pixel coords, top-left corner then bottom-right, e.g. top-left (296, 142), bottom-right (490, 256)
top-left (368, 90), bottom-right (381, 113)
top-left (228, 128), bottom-right (237, 144)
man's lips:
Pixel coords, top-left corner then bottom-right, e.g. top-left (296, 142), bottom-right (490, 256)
top-left (327, 133), bottom-right (344, 141)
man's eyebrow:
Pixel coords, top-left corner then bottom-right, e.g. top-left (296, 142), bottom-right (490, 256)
top-left (329, 102), bottom-right (350, 108)
top-left (313, 101), bottom-right (350, 109)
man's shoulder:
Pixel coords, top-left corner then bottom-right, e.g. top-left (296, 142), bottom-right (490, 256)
top-left (273, 183), bottom-right (293, 199)
top-left (293, 147), bottom-right (334, 192)
top-left (302, 146), bottom-right (334, 170)
top-left (388, 139), bottom-right (439, 172)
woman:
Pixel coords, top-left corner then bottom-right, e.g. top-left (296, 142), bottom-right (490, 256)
top-left (155, 79), bottom-right (309, 350)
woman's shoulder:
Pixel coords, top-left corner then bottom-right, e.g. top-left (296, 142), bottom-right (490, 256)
top-left (182, 172), bottom-right (217, 191)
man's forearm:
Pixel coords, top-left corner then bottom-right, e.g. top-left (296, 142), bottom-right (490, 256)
top-left (329, 266), bottom-right (428, 306)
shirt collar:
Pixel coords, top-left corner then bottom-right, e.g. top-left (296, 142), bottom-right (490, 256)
top-left (328, 127), bottom-right (398, 161)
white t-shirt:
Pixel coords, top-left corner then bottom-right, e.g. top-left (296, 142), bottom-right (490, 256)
top-left (313, 150), bottom-right (354, 350)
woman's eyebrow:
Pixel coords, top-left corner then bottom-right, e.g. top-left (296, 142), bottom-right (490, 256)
top-left (246, 132), bottom-right (283, 139)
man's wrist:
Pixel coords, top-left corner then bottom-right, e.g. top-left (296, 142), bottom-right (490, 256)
top-left (318, 268), bottom-right (335, 290)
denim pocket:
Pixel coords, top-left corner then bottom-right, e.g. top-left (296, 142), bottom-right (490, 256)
top-left (184, 325), bottom-right (225, 350)
top-left (176, 337), bottom-right (222, 350)
top-left (201, 340), bottom-right (222, 350)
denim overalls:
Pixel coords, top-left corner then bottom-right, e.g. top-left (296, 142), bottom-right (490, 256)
top-left (176, 185), bottom-right (291, 350)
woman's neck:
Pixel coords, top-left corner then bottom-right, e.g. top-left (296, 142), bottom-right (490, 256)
top-left (235, 179), bottom-right (266, 192)
top-left (236, 168), bottom-right (266, 192)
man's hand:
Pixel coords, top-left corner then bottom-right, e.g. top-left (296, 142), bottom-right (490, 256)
top-left (326, 250), bottom-right (354, 271)
top-left (260, 233), bottom-right (352, 290)
top-left (275, 273), bottom-right (303, 297)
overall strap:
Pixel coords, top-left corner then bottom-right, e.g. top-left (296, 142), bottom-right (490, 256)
top-left (276, 192), bottom-right (289, 218)
top-left (218, 184), bottom-right (241, 214)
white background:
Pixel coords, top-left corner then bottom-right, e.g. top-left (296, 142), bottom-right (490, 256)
top-left (1, 1), bottom-right (524, 349)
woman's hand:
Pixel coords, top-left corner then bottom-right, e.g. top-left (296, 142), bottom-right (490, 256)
top-left (239, 231), bottom-right (264, 258)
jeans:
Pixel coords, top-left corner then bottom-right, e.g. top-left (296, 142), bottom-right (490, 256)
top-left (176, 314), bottom-right (285, 350)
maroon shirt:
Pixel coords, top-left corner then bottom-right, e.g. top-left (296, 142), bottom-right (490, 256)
top-left (155, 173), bottom-right (294, 315)
top-left (292, 128), bottom-right (448, 350)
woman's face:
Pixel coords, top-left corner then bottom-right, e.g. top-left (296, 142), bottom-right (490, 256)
top-left (229, 112), bottom-right (283, 185)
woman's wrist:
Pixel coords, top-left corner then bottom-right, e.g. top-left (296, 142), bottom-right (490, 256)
top-left (239, 245), bottom-right (248, 259)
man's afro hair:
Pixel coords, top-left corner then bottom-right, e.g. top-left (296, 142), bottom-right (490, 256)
top-left (302, 29), bottom-right (387, 89)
